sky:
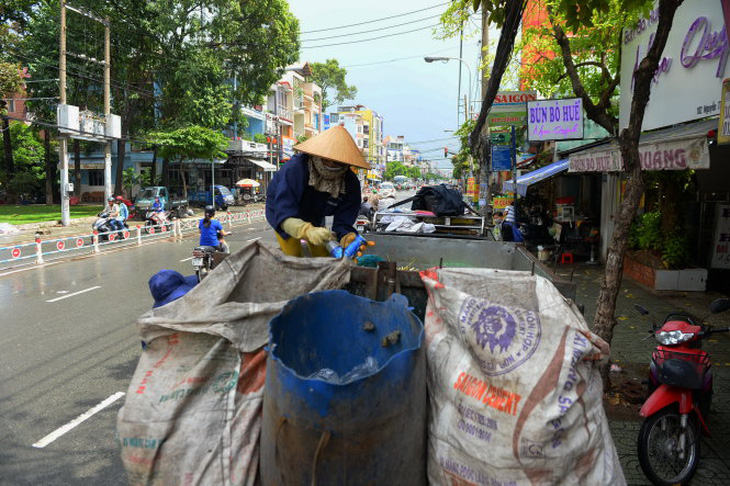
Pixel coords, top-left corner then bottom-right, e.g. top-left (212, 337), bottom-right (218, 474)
top-left (287, 0), bottom-right (484, 169)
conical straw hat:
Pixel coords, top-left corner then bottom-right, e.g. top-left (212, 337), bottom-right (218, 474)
top-left (293, 126), bottom-right (370, 169)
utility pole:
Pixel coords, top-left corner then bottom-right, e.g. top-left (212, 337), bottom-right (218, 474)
top-left (104, 16), bottom-right (112, 200)
top-left (59, 0), bottom-right (70, 226)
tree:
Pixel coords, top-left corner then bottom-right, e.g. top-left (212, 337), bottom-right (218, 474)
top-left (147, 125), bottom-right (228, 198)
top-left (442, 0), bottom-right (684, 384)
top-left (5, 122), bottom-right (46, 202)
top-left (310, 59), bottom-right (358, 111)
top-left (0, 61), bottom-right (23, 177)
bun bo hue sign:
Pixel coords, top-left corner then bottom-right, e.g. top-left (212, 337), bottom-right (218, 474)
top-left (569, 136), bottom-right (710, 172)
top-left (527, 98), bottom-right (584, 141)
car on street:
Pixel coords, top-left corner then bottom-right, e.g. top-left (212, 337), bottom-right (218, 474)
top-left (378, 182), bottom-right (396, 198)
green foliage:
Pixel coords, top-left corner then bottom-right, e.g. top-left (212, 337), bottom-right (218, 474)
top-left (0, 61), bottom-right (23, 111)
top-left (253, 133), bottom-right (268, 144)
top-left (296, 134), bottom-right (309, 144)
top-left (148, 125), bottom-right (228, 162)
top-left (450, 118), bottom-right (475, 180)
top-left (1, 122), bottom-right (45, 197)
top-left (629, 211), bottom-right (689, 269)
top-left (310, 59), bottom-right (358, 111)
top-left (122, 167), bottom-right (138, 196)
top-left (661, 230), bottom-right (689, 269)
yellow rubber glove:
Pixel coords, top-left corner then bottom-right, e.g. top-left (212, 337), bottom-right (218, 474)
top-left (281, 218), bottom-right (333, 246)
top-left (302, 224), bottom-right (334, 246)
top-left (340, 232), bottom-right (357, 248)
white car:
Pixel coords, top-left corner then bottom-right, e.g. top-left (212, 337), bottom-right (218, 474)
top-left (378, 182), bottom-right (396, 199)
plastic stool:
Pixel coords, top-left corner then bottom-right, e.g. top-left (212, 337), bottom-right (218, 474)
top-left (560, 252), bottom-right (574, 264)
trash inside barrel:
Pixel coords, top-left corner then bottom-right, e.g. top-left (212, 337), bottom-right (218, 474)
top-left (260, 290), bottom-right (426, 486)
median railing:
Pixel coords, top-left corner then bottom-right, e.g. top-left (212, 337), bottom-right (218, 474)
top-left (0, 209), bottom-right (267, 270)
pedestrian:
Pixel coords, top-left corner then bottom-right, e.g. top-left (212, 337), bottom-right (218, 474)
top-left (265, 126), bottom-right (370, 257)
top-left (360, 196), bottom-right (373, 218)
top-left (103, 196), bottom-right (124, 232)
top-left (492, 210), bottom-right (504, 241)
top-left (199, 205), bottom-right (231, 253)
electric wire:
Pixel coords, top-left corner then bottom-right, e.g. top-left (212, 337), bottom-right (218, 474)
top-left (300, 2), bottom-right (448, 34)
top-left (302, 23), bottom-right (442, 49)
top-left (301, 14), bottom-right (442, 42)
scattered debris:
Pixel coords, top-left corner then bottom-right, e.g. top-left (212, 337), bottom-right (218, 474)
top-left (381, 330), bottom-right (401, 348)
top-left (610, 364), bottom-right (623, 373)
top-left (362, 321), bottom-right (376, 332)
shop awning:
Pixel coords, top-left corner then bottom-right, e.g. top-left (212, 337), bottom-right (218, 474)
top-left (502, 159), bottom-right (570, 197)
top-left (247, 158), bottom-right (277, 172)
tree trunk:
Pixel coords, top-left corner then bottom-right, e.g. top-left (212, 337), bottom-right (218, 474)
top-left (116, 138), bottom-right (126, 196)
top-left (73, 139), bottom-right (81, 198)
top-left (2, 114), bottom-right (13, 176)
top-left (45, 132), bottom-right (54, 205)
top-left (150, 146), bottom-right (157, 184)
top-left (161, 157), bottom-right (169, 187)
top-left (593, 0), bottom-right (683, 390)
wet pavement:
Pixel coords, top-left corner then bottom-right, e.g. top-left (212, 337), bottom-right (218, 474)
top-left (561, 263), bottom-right (730, 485)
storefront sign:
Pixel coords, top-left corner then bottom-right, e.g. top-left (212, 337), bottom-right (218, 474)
top-left (619, 0), bottom-right (729, 130)
top-left (527, 98), bottom-right (584, 141)
top-left (491, 145), bottom-right (512, 171)
top-left (281, 136), bottom-right (296, 159)
top-left (720, 78), bottom-right (730, 144)
top-left (493, 91), bottom-right (537, 110)
top-left (491, 197), bottom-right (512, 209)
top-left (569, 136), bottom-right (710, 172)
top-left (711, 204), bottom-right (730, 269)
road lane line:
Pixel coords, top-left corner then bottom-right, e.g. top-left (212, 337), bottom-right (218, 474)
top-left (46, 285), bottom-right (101, 303)
top-left (179, 256), bottom-right (194, 262)
top-left (32, 392), bottom-right (125, 448)
top-left (246, 237), bottom-right (261, 242)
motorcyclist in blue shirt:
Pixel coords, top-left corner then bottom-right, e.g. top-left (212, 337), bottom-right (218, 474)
top-left (199, 205), bottom-right (231, 253)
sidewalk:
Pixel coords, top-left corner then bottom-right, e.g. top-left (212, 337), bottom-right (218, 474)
top-left (0, 204), bottom-right (265, 248)
top-left (561, 263), bottom-right (730, 485)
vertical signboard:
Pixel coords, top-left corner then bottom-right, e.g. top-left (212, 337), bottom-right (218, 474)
top-left (719, 79), bottom-right (730, 144)
top-left (711, 204), bottom-right (730, 269)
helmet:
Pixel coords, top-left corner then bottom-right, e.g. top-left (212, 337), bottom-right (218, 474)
top-left (115, 196), bottom-right (123, 202)
top-left (204, 205), bottom-right (215, 217)
top-left (107, 196), bottom-right (115, 202)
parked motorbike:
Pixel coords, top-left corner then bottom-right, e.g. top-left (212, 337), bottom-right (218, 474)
top-left (355, 215), bottom-right (370, 234)
top-left (144, 210), bottom-right (172, 234)
top-left (191, 232), bottom-right (231, 282)
top-left (635, 298), bottom-right (730, 485)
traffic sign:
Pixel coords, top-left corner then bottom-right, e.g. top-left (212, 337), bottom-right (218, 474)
top-left (76, 238), bottom-right (84, 247)
top-left (109, 233), bottom-right (117, 241)
top-left (56, 240), bottom-right (65, 251)
top-left (149, 227), bottom-right (155, 234)
top-left (123, 230), bottom-right (130, 239)
top-left (11, 247), bottom-right (21, 258)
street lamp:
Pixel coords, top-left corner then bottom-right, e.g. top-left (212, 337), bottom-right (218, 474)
top-left (424, 56), bottom-right (473, 125)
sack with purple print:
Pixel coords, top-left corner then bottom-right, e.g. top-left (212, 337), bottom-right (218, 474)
top-left (420, 268), bottom-right (625, 486)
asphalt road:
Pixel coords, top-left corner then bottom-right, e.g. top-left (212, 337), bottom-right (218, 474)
top-left (0, 219), bottom-right (274, 485)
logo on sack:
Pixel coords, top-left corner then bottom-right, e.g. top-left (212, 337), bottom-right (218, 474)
top-left (459, 297), bottom-right (541, 376)
top-left (521, 438), bottom-right (545, 458)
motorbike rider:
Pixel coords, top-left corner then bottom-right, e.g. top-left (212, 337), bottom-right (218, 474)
top-left (150, 196), bottom-right (168, 226)
top-left (115, 196), bottom-right (129, 231)
top-left (265, 126), bottom-right (370, 257)
top-left (103, 196), bottom-right (124, 232)
top-left (199, 205), bottom-right (231, 253)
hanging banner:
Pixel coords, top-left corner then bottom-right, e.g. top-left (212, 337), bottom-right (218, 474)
top-left (719, 78), bottom-right (730, 144)
top-left (527, 98), bottom-right (584, 141)
top-left (711, 204), bottom-right (730, 269)
top-left (569, 136), bottom-right (710, 172)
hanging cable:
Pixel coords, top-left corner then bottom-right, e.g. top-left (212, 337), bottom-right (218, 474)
top-left (301, 2), bottom-right (447, 34)
top-left (303, 23), bottom-right (442, 49)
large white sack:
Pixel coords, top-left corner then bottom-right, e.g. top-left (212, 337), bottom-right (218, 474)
top-left (420, 268), bottom-right (624, 486)
top-left (117, 241), bottom-right (351, 486)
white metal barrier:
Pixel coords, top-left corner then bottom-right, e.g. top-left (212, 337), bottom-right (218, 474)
top-left (0, 209), bottom-right (267, 270)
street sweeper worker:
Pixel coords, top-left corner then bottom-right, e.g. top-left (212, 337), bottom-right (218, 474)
top-left (265, 125), bottom-right (369, 257)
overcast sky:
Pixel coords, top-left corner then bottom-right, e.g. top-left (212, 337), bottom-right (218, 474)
top-left (288, 0), bottom-right (484, 168)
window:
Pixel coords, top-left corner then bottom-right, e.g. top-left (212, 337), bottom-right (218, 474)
top-left (88, 170), bottom-right (104, 186)
top-left (8, 99), bottom-right (15, 113)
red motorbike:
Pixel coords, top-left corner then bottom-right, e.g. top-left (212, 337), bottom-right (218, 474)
top-left (634, 298), bottom-right (730, 485)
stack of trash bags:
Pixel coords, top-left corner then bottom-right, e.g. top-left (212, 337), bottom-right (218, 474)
top-left (117, 240), bottom-right (625, 485)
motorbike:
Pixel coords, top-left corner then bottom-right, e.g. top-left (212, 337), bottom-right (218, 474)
top-left (355, 215), bottom-right (371, 234)
top-left (144, 210), bottom-right (172, 234)
top-left (191, 232), bottom-right (231, 282)
top-left (92, 212), bottom-right (128, 241)
top-left (635, 298), bottom-right (730, 485)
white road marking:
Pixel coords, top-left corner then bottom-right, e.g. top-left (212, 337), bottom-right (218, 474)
top-left (246, 237), bottom-right (261, 242)
top-left (32, 392), bottom-right (125, 448)
top-left (179, 256), bottom-right (194, 262)
top-left (46, 285), bottom-right (100, 303)
top-left (0, 261), bottom-right (62, 277)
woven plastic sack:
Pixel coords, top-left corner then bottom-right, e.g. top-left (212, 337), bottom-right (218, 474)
top-left (117, 241), bottom-right (351, 485)
top-left (420, 268), bottom-right (625, 485)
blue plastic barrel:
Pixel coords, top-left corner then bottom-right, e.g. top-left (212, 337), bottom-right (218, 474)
top-left (260, 290), bottom-right (426, 486)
